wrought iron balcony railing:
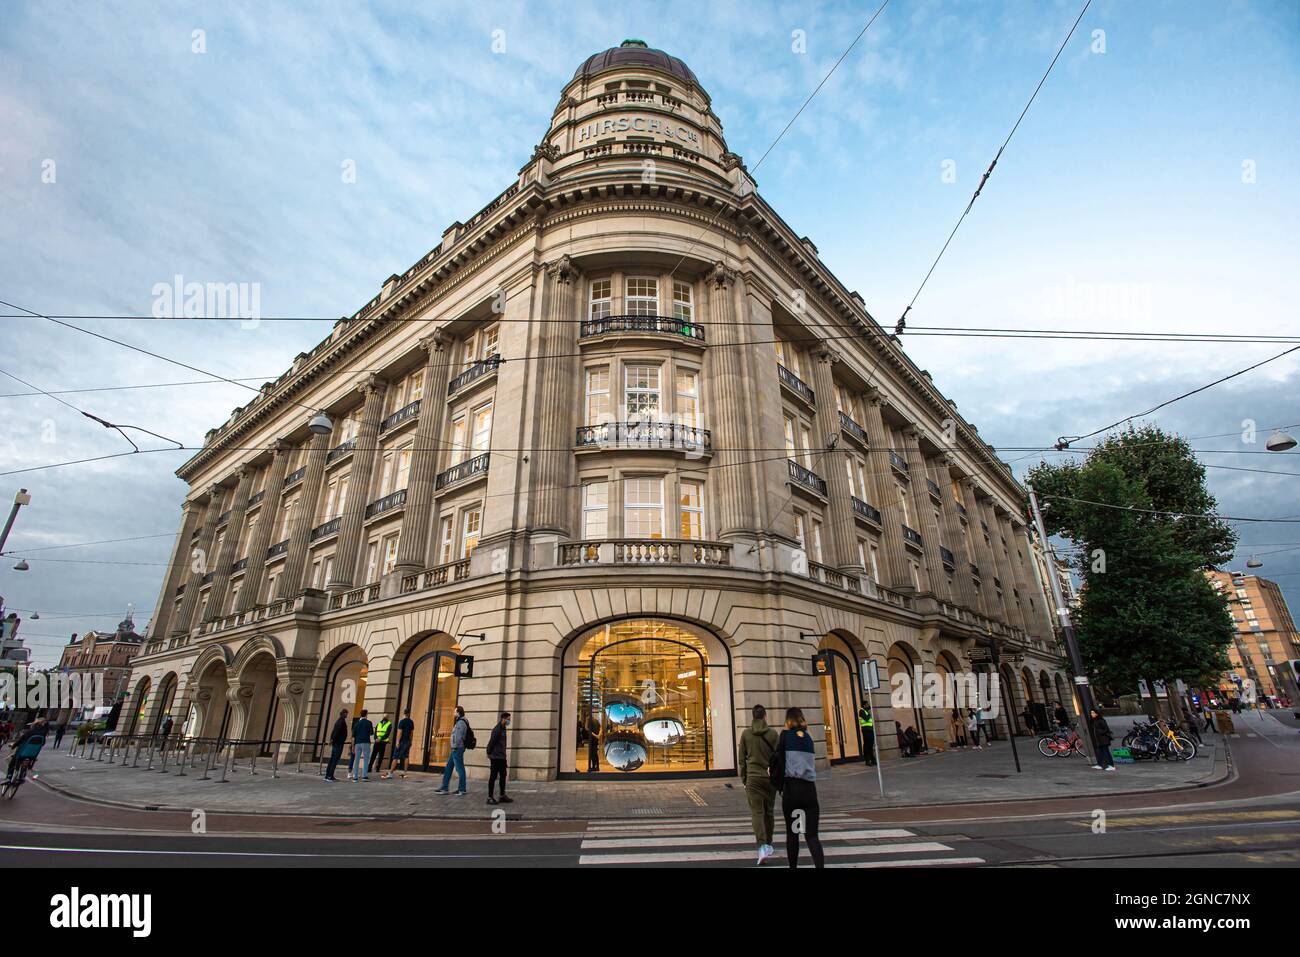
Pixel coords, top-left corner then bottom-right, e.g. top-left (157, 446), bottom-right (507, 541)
top-left (777, 364), bottom-right (815, 405)
top-left (787, 458), bottom-right (828, 497)
top-left (901, 524), bottom-right (923, 547)
top-left (448, 355), bottom-right (502, 395)
top-left (231, 557), bottom-right (249, 573)
top-left (888, 450), bottom-right (910, 474)
top-left (939, 545), bottom-right (955, 568)
top-left (217, 509), bottom-right (232, 525)
top-left (326, 439), bottom-right (356, 464)
top-left (576, 421), bottom-right (711, 452)
top-left (580, 314), bottom-right (705, 342)
top-left (364, 488), bottom-right (407, 519)
top-left (851, 496), bottom-right (882, 525)
top-left (380, 399), bottom-right (420, 433)
top-left (436, 452), bottom-right (489, 490)
top-left (201, 571), bottom-right (215, 585)
top-left (267, 539), bottom-right (290, 559)
top-left (247, 490), bottom-right (265, 507)
top-left (969, 562), bottom-right (980, 579)
top-left (956, 502), bottom-right (967, 518)
top-left (283, 466), bottom-right (307, 488)
top-left (310, 517), bottom-right (342, 542)
top-left (927, 478), bottom-right (942, 500)
top-left (838, 411), bottom-right (867, 445)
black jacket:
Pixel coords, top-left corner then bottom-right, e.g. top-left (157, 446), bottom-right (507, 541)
top-left (330, 716), bottom-right (348, 747)
top-left (487, 722), bottom-right (507, 761)
top-left (1093, 715), bottom-right (1113, 745)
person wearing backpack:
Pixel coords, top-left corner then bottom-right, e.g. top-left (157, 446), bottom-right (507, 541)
top-left (435, 706), bottom-right (471, 796)
top-left (773, 707), bottom-right (824, 869)
top-left (737, 704), bottom-right (779, 865)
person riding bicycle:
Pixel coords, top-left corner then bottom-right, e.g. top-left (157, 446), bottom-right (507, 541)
top-left (4, 718), bottom-right (49, 783)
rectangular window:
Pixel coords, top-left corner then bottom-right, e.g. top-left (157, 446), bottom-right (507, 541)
top-left (582, 481), bottom-right (609, 539)
top-left (309, 560), bottom-right (321, 588)
top-left (461, 506), bottom-right (482, 558)
top-left (799, 424), bottom-right (813, 468)
top-left (263, 573), bottom-right (277, 603)
top-left (624, 364), bottom-right (661, 421)
top-left (227, 584), bottom-right (239, 614)
top-left (679, 480), bottom-right (704, 540)
top-left (845, 458), bottom-right (857, 498)
top-left (625, 277), bottom-right (659, 316)
top-left (378, 449), bottom-right (395, 495)
top-left (623, 477), bottom-right (664, 539)
top-left (897, 485), bottom-right (911, 525)
top-left (811, 518), bottom-right (824, 563)
top-left (672, 281), bottom-right (693, 322)
top-left (869, 543), bottom-right (881, 582)
top-left (437, 514), bottom-right (455, 565)
top-left (589, 279), bottom-right (612, 321)
top-left (784, 415), bottom-right (797, 458)
top-left (364, 541), bottom-right (379, 583)
top-left (449, 415), bottom-right (467, 464)
top-left (675, 368), bottom-right (699, 428)
top-left (394, 444), bottom-right (412, 491)
top-left (382, 533), bottom-right (400, 575)
top-left (471, 404), bottom-right (493, 453)
top-left (278, 495), bottom-right (297, 542)
top-left (324, 473), bottom-right (349, 520)
top-left (585, 366), bottom-right (611, 425)
top-left (794, 511), bottom-right (806, 549)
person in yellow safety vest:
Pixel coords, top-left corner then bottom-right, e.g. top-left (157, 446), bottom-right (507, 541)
top-left (857, 702), bottom-right (876, 767)
top-left (369, 716), bottom-right (393, 775)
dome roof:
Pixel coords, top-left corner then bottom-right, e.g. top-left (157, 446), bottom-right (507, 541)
top-left (574, 39), bottom-right (698, 85)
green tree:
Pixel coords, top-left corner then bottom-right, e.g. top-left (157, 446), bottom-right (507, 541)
top-left (1028, 426), bottom-right (1235, 710)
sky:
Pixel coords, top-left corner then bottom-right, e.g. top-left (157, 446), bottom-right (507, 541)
top-left (1, 0), bottom-right (1297, 668)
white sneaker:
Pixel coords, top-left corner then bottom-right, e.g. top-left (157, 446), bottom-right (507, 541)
top-left (1091, 764), bottom-right (1103, 770)
top-left (1104, 766), bottom-right (1116, 771)
top-left (757, 844), bottom-right (774, 866)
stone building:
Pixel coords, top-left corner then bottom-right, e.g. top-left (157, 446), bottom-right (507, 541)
top-left (52, 615), bottom-right (145, 723)
top-left (1208, 570), bottom-right (1300, 705)
top-left (125, 40), bottom-right (1070, 780)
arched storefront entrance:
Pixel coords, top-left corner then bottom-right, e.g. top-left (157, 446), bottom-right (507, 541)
top-left (395, 634), bottom-right (461, 772)
top-left (314, 645), bottom-right (368, 758)
top-left (192, 658), bottom-right (232, 739)
top-left (559, 618), bottom-right (734, 778)
top-left (816, 633), bottom-right (863, 764)
top-left (240, 652), bottom-right (285, 755)
top-left (934, 652), bottom-right (966, 748)
top-left (126, 675), bottom-right (151, 735)
top-left (887, 642), bottom-right (926, 748)
top-left (149, 673), bottom-right (179, 735)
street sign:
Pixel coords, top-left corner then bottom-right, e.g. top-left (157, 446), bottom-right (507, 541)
top-left (454, 654), bottom-right (475, 678)
top-left (860, 659), bottom-right (880, 692)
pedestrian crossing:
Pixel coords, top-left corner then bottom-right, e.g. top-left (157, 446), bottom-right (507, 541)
top-left (578, 812), bottom-right (984, 867)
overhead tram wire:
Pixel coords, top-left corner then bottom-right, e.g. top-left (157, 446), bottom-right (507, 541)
top-left (894, 0), bottom-right (1093, 336)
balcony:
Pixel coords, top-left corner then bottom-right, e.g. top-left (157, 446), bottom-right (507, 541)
top-left (400, 558), bottom-right (473, 594)
top-left (310, 517), bottom-right (342, 542)
top-left (380, 399), bottom-right (420, 434)
top-left (927, 478), bottom-right (942, 501)
top-left (217, 509), bottom-right (232, 525)
top-left (777, 364), bottom-right (816, 406)
top-left (807, 561), bottom-right (863, 595)
top-left (580, 314), bottom-right (705, 344)
top-left (901, 524), bottom-right (923, 548)
top-left (956, 502), bottom-right (967, 519)
top-left (283, 466), bottom-right (307, 488)
top-left (576, 421), bottom-right (711, 454)
top-left (201, 571), bottom-right (215, 585)
top-left (365, 488), bottom-right (407, 520)
top-left (436, 452), bottom-right (489, 490)
top-left (267, 539), bottom-right (290, 559)
top-left (448, 355), bottom-right (502, 396)
top-left (980, 519), bottom-right (990, 535)
top-left (329, 583), bottom-right (382, 611)
top-left (939, 546), bottom-right (956, 569)
top-left (326, 439), bottom-right (356, 465)
top-left (248, 490), bottom-right (265, 507)
top-left (231, 557), bottom-right (249, 572)
top-left (838, 410), bottom-right (868, 447)
top-left (560, 538), bottom-right (732, 567)
top-left (851, 496), bottom-right (882, 526)
top-left (969, 562), bottom-right (980, 579)
top-left (888, 450), bottom-right (910, 476)
top-left (787, 459), bottom-right (828, 498)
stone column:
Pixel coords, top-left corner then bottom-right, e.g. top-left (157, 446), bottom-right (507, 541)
top-left (395, 330), bottom-right (452, 572)
top-left (861, 391), bottom-right (914, 591)
top-left (936, 456), bottom-right (981, 612)
top-left (273, 658), bottom-right (318, 761)
top-left (960, 479), bottom-right (1002, 623)
top-left (531, 255), bottom-right (582, 534)
top-left (987, 500), bottom-right (1030, 634)
top-left (903, 431), bottom-right (950, 600)
top-left (204, 467), bottom-right (254, 617)
top-left (329, 375), bottom-right (388, 589)
top-left (706, 262), bottom-right (757, 537)
top-left (808, 345), bottom-right (856, 570)
top-left (1004, 513), bottom-right (1045, 638)
top-left (172, 485), bottom-right (223, 635)
top-left (237, 442), bottom-right (292, 613)
top-left (278, 429), bottom-right (330, 599)
top-left (147, 499), bottom-right (201, 640)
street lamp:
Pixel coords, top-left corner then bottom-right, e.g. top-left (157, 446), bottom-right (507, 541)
top-left (11, 560), bottom-right (28, 571)
top-left (1246, 556), bottom-right (1263, 569)
top-left (0, 488), bottom-right (31, 556)
top-left (1266, 430), bottom-right (1297, 452)
top-left (307, 412), bottom-right (334, 435)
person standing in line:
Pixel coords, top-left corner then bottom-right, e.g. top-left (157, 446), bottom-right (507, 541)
top-left (775, 707), bottom-right (824, 869)
top-left (486, 712), bottom-right (513, 805)
top-left (1090, 708), bottom-right (1115, 771)
top-left (350, 709), bottom-right (375, 782)
top-left (1052, 700), bottom-right (1071, 730)
top-left (369, 714), bottom-right (392, 775)
top-left (52, 722), bottom-right (66, 750)
top-left (434, 706), bottom-right (470, 796)
top-left (737, 704), bottom-right (779, 866)
top-left (159, 715), bottom-right (174, 747)
top-left (966, 708), bottom-right (982, 749)
top-left (383, 709), bottom-right (415, 780)
top-left (856, 700), bottom-right (876, 766)
top-left (324, 708), bottom-right (348, 782)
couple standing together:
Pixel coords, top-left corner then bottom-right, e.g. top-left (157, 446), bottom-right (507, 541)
top-left (737, 704), bottom-right (824, 868)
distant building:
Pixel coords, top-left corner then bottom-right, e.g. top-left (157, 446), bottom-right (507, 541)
top-left (1206, 570), bottom-right (1300, 705)
top-left (53, 614), bottom-right (145, 721)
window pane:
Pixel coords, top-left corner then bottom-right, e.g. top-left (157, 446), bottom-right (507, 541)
top-left (623, 478), bottom-right (663, 539)
top-left (590, 280), bottom-right (611, 321)
top-left (626, 277), bottom-right (659, 316)
top-left (583, 481), bottom-right (609, 539)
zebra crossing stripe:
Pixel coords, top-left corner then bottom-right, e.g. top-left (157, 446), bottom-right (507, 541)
top-left (578, 840), bottom-right (955, 866)
top-left (581, 828), bottom-right (914, 850)
top-left (831, 856), bottom-right (985, 868)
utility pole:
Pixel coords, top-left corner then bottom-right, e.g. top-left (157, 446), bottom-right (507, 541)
top-left (0, 489), bottom-right (32, 555)
top-left (1027, 482), bottom-right (1099, 761)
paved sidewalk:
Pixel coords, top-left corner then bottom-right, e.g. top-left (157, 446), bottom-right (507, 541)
top-left (33, 719), bottom-right (1227, 821)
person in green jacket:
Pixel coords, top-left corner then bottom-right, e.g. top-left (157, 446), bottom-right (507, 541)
top-left (738, 704), bottom-right (780, 866)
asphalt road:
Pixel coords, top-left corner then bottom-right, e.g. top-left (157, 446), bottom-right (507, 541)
top-left (2, 710), bottom-right (1297, 868)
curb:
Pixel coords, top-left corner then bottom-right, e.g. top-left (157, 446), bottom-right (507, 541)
top-left (35, 738), bottom-right (1235, 823)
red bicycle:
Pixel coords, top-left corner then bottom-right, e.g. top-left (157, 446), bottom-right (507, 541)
top-left (1037, 725), bottom-right (1086, 757)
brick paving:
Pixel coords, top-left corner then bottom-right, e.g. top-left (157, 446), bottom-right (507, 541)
top-left (34, 717), bottom-right (1228, 821)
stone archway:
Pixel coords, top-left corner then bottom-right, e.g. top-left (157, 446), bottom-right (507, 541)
top-left (148, 672), bottom-right (179, 735)
top-left (189, 654), bottom-right (232, 739)
top-left (311, 644), bottom-right (370, 758)
top-left (886, 641), bottom-right (926, 756)
top-left (816, 631), bottom-right (868, 764)
top-left (125, 675), bottom-right (151, 735)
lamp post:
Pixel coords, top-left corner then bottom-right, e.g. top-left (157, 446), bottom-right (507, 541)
top-left (0, 489), bottom-right (31, 556)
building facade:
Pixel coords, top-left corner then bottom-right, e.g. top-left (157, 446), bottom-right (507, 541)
top-left (1207, 570), bottom-right (1300, 705)
top-left (125, 41), bottom-right (1070, 779)
top-left (52, 616), bottom-right (145, 722)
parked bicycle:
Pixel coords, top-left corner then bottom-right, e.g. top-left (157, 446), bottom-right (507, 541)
top-left (1037, 724), bottom-right (1087, 757)
top-left (1122, 718), bottom-right (1196, 762)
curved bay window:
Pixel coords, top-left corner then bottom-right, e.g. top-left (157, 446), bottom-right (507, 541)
top-left (395, 634), bottom-right (461, 772)
top-left (562, 618), bottom-right (734, 778)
